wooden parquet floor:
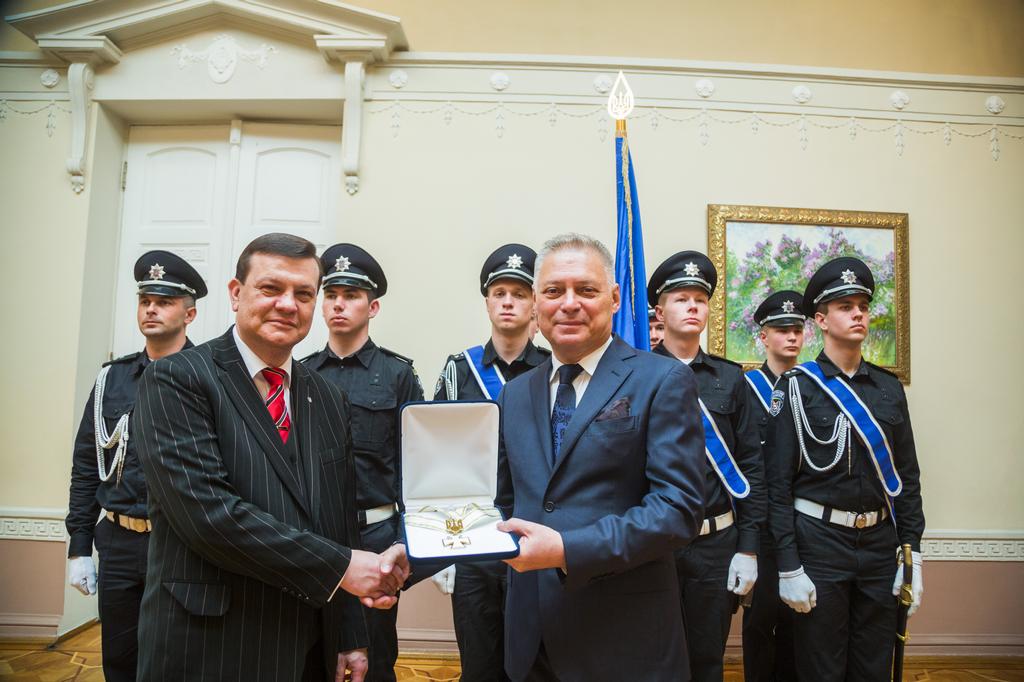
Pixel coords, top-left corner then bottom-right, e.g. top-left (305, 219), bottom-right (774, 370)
top-left (1, 624), bottom-right (1022, 681)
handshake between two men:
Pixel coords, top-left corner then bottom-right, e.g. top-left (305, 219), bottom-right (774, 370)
top-left (341, 544), bottom-right (412, 609)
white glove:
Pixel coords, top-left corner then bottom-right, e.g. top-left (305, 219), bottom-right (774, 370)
top-left (68, 556), bottom-right (97, 596)
top-left (778, 566), bottom-right (816, 613)
top-left (726, 552), bottom-right (758, 595)
top-left (430, 565), bottom-right (456, 595)
top-left (892, 549), bottom-right (924, 618)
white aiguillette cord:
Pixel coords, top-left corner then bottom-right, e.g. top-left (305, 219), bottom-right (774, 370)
top-left (94, 365), bottom-right (130, 484)
top-left (404, 503), bottom-right (501, 549)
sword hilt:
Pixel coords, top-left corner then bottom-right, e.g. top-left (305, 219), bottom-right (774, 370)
top-left (899, 543), bottom-right (914, 606)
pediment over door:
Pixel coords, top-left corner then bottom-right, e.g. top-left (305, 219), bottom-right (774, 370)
top-left (6, 0), bottom-right (408, 193)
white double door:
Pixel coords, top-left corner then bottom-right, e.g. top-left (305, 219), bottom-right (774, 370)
top-left (112, 122), bottom-right (342, 360)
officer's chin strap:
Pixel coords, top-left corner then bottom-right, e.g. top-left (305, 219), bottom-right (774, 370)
top-left (93, 365), bottom-right (129, 485)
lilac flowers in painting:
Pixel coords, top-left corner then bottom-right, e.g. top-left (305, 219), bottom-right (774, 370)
top-left (707, 205), bottom-right (910, 382)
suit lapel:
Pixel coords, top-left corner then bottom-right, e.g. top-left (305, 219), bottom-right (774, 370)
top-left (291, 363), bottom-right (320, 522)
top-left (551, 338), bottom-right (634, 477)
top-left (211, 331), bottom-right (311, 518)
top-left (529, 358), bottom-right (555, 473)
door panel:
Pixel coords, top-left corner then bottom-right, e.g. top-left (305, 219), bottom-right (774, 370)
top-left (114, 123), bottom-right (341, 361)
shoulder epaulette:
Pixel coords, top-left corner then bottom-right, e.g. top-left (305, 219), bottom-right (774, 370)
top-left (379, 346), bottom-right (414, 365)
top-left (102, 351), bottom-right (142, 367)
top-left (865, 361), bottom-right (900, 380)
top-left (535, 346), bottom-right (552, 356)
top-left (782, 368), bottom-right (802, 379)
top-left (449, 352), bottom-right (465, 362)
top-left (299, 350), bottom-right (321, 364)
top-left (706, 352), bottom-right (743, 369)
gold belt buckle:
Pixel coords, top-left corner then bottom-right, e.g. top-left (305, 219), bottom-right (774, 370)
top-left (854, 513), bottom-right (867, 529)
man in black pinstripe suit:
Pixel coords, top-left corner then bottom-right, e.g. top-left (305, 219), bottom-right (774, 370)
top-left (135, 233), bottom-right (409, 682)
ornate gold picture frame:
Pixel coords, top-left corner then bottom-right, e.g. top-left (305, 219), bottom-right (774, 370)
top-left (707, 204), bottom-right (910, 382)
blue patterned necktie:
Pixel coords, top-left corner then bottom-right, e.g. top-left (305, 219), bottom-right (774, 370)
top-left (550, 363), bottom-right (584, 464)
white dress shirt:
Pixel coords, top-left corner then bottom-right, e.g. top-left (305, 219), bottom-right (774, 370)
top-left (232, 326), bottom-right (293, 417)
top-left (548, 335), bottom-right (613, 413)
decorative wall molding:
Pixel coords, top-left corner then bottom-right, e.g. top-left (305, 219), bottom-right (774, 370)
top-left (39, 69), bottom-right (59, 88)
top-left (694, 78), bottom-right (715, 98)
top-left (367, 100), bottom-right (1023, 160)
top-left (0, 508), bottom-right (67, 542)
top-left (341, 60), bottom-right (366, 194)
top-left (922, 530), bottom-right (1024, 562)
top-left (0, 612), bottom-right (62, 641)
top-left (386, 52), bottom-right (1024, 93)
top-left (6, 0), bottom-right (408, 195)
top-left (171, 34), bottom-right (276, 84)
top-left (0, 99), bottom-right (69, 136)
top-left (65, 62), bottom-right (93, 193)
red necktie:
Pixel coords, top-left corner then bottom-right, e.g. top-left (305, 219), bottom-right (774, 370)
top-left (261, 368), bottom-right (291, 443)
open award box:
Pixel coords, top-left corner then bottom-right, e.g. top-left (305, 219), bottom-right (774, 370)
top-left (400, 401), bottom-right (519, 563)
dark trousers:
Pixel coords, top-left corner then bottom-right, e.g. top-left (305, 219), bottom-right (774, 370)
top-left (741, 541), bottom-right (796, 682)
top-left (792, 513), bottom-right (898, 682)
top-left (361, 516), bottom-right (401, 682)
top-left (675, 524), bottom-right (737, 682)
top-left (452, 560), bottom-right (510, 682)
top-left (302, 639), bottom-right (327, 682)
top-left (94, 517), bottom-right (149, 682)
top-left (523, 642), bottom-right (560, 682)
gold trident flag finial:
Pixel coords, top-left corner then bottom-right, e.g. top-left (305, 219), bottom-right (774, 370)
top-left (607, 71), bottom-right (635, 122)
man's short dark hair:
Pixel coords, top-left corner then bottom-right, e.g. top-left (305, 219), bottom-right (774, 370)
top-left (235, 233), bottom-right (323, 284)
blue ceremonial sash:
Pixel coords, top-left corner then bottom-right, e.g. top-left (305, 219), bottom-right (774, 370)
top-left (464, 345), bottom-right (505, 400)
top-left (697, 399), bottom-right (751, 499)
top-left (794, 361), bottom-right (903, 497)
top-left (744, 369), bottom-right (775, 413)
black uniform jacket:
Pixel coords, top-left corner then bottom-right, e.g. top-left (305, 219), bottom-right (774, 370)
top-left (65, 340), bottom-right (194, 558)
top-left (302, 339), bottom-right (424, 511)
top-left (433, 338), bottom-right (550, 401)
top-left (765, 351), bottom-right (925, 572)
top-left (747, 362), bottom-right (778, 445)
top-left (653, 344), bottom-right (767, 554)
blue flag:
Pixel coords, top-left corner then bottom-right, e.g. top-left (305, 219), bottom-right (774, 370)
top-left (612, 129), bottom-right (650, 351)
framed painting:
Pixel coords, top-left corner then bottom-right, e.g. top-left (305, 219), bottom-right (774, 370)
top-left (707, 205), bottom-right (910, 382)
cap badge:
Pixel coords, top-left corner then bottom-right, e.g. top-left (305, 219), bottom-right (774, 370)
top-left (148, 263), bottom-right (165, 280)
top-left (334, 255), bottom-right (351, 272)
top-left (840, 269), bottom-right (857, 285)
top-left (782, 300), bottom-right (796, 314)
top-left (506, 254), bottom-right (523, 269)
top-left (683, 262), bottom-right (701, 277)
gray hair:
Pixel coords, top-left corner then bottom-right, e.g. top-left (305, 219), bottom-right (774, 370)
top-left (534, 233), bottom-right (615, 287)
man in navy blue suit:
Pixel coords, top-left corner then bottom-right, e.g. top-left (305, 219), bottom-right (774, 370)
top-left (495, 233), bottom-right (707, 682)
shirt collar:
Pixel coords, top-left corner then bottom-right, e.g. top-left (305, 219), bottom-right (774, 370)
top-left (323, 338), bottom-right (376, 368)
top-left (550, 335), bottom-right (613, 382)
top-left (816, 350), bottom-right (870, 379)
top-left (482, 338), bottom-right (542, 368)
top-left (760, 361), bottom-right (777, 384)
top-left (135, 337), bottom-right (194, 376)
top-left (232, 326), bottom-right (292, 384)
top-left (653, 343), bottom-right (711, 370)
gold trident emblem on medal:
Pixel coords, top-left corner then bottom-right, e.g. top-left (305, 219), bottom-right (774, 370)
top-left (445, 517), bottom-right (464, 534)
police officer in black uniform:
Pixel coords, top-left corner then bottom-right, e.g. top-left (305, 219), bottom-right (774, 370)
top-left (433, 244), bottom-right (549, 682)
top-left (647, 250), bottom-right (766, 682)
top-left (66, 250), bottom-right (206, 682)
top-left (302, 243), bottom-right (423, 682)
top-left (741, 290), bottom-right (805, 682)
top-left (648, 304), bottom-right (665, 349)
top-left (765, 257), bottom-right (925, 682)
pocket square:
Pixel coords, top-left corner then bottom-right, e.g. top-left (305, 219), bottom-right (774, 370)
top-left (595, 397), bottom-right (631, 421)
